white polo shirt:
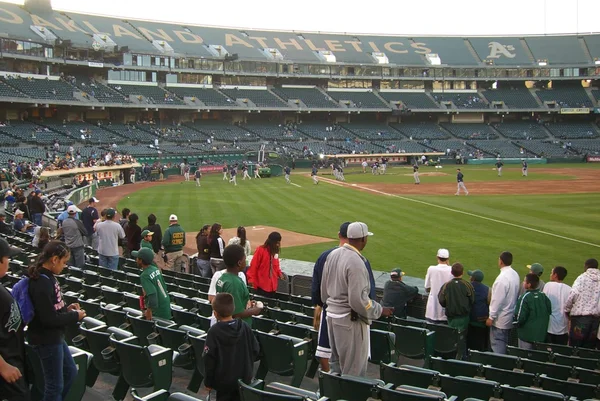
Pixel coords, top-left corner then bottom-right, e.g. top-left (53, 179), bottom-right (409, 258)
top-left (543, 281), bottom-right (571, 335)
top-left (424, 263), bottom-right (453, 321)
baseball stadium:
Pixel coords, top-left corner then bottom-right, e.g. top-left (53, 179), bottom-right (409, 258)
top-left (1, 0), bottom-right (600, 400)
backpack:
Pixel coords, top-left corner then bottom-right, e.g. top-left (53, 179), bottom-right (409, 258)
top-left (11, 274), bottom-right (48, 324)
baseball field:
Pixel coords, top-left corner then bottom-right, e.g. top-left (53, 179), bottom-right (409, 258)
top-left (105, 163), bottom-right (600, 286)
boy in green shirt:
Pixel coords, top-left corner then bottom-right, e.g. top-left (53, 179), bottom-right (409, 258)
top-left (133, 248), bottom-right (172, 320)
top-left (140, 230), bottom-right (154, 250)
top-left (514, 273), bottom-right (552, 350)
top-left (216, 244), bottom-right (262, 327)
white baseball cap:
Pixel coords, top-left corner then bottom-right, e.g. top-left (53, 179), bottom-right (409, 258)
top-left (346, 222), bottom-right (373, 239)
top-left (169, 214), bottom-right (178, 221)
top-left (14, 209), bottom-right (24, 215)
top-left (437, 249), bottom-right (450, 259)
top-left (67, 205), bottom-right (81, 214)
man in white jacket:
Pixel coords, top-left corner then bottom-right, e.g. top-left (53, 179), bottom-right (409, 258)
top-left (565, 258), bottom-right (600, 349)
top-left (486, 251), bottom-right (520, 354)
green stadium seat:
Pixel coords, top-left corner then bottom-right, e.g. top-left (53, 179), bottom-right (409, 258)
top-left (507, 346), bottom-right (552, 362)
top-left (101, 304), bottom-right (129, 328)
top-left (483, 366), bottom-right (537, 388)
top-left (371, 319), bottom-right (391, 332)
top-left (501, 385), bottom-right (565, 401)
top-left (390, 324), bottom-right (435, 360)
top-left (519, 358), bottom-right (574, 381)
top-left (253, 316), bottom-right (277, 333)
top-left (238, 379), bottom-right (322, 401)
top-left (265, 381), bottom-right (325, 400)
top-left (575, 347), bottom-right (600, 360)
top-left (438, 375), bottom-right (500, 401)
top-left (171, 306), bottom-right (200, 327)
top-left (553, 353), bottom-right (600, 371)
top-left (370, 329), bottom-right (396, 365)
top-left (394, 317), bottom-right (427, 328)
top-left (277, 300), bottom-right (304, 313)
top-left (186, 332), bottom-right (207, 392)
top-left (78, 299), bottom-right (103, 319)
top-left (102, 286), bottom-right (125, 305)
top-left (379, 385), bottom-right (446, 401)
top-left (318, 370), bottom-right (384, 401)
top-left (540, 375), bottom-right (600, 401)
top-left (380, 363), bottom-right (438, 389)
top-left (127, 314), bottom-right (174, 347)
top-left (427, 357), bottom-right (484, 378)
top-left (469, 350), bottom-right (520, 371)
top-left (109, 334), bottom-right (173, 395)
top-left (425, 322), bottom-right (465, 359)
top-left (276, 321), bottom-right (320, 378)
top-left (255, 331), bottom-right (311, 387)
top-left (574, 367), bottom-right (600, 385)
top-left (130, 389), bottom-right (169, 401)
top-left (82, 284), bottom-right (102, 300)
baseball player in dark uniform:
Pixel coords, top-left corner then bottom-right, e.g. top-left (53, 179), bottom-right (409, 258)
top-left (311, 165), bottom-right (319, 185)
top-left (456, 168), bottom-right (468, 196)
top-left (381, 157), bottom-right (388, 174)
top-left (284, 166), bottom-right (291, 184)
top-left (222, 165), bottom-right (228, 181)
top-left (229, 166), bottom-right (237, 186)
top-left (413, 165), bottom-right (420, 184)
top-left (242, 164), bottom-right (251, 180)
top-left (522, 160), bottom-right (528, 177)
top-left (195, 168), bottom-right (202, 187)
top-left (495, 159), bottom-right (504, 177)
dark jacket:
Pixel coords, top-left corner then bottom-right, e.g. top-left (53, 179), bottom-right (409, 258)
top-left (438, 277), bottom-right (475, 319)
top-left (143, 223), bottom-right (162, 254)
top-left (203, 319), bottom-right (259, 397)
top-left (27, 268), bottom-right (79, 345)
top-left (470, 281), bottom-right (491, 326)
top-left (125, 223), bottom-right (142, 252)
top-left (28, 195), bottom-right (45, 215)
top-left (196, 234), bottom-right (210, 261)
top-left (209, 236), bottom-right (224, 259)
top-left (382, 279), bottom-right (419, 318)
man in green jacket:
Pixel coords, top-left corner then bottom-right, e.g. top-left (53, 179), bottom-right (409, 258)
top-left (161, 214), bottom-right (186, 271)
top-left (438, 262), bottom-right (474, 331)
top-left (133, 247), bottom-right (172, 320)
top-left (514, 273), bottom-right (552, 350)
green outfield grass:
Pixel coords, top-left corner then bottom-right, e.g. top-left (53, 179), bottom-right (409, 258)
top-left (118, 165), bottom-right (600, 286)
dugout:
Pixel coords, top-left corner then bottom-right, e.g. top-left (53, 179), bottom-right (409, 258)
top-left (323, 152), bottom-right (445, 166)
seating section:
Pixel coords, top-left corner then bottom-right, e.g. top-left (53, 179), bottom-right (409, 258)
top-left (440, 123), bottom-right (498, 140)
top-left (3, 77), bottom-right (78, 101)
top-left (243, 124), bottom-right (302, 141)
top-left (592, 89), bottom-right (600, 102)
top-left (45, 121), bottom-right (128, 144)
top-left (167, 87), bottom-right (237, 107)
top-left (220, 88), bottom-right (288, 108)
top-left (73, 77), bottom-right (127, 103)
top-left (376, 141), bottom-right (434, 154)
top-left (390, 123), bottom-right (450, 140)
top-left (434, 93), bottom-right (486, 109)
top-left (482, 88), bottom-right (540, 109)
top-left (378, 92), bottom-right (439, 109)
top-left (546, 122), bottom-right (599, 139)
top-left (536, 87), bottom-right (594, 108)
top-left (327, 91), bottom-right (388, 108)
top-left (517, 140), bottom-right (575, 157)
top-left (568, 139), bottom-right (600, 153)
top-left (469, 140), bottom-right (524, 158)
top-left (426, 140), bottom-right (473, 154)
top-left (296, 124), bottom-right (350, 140)
top-left (494, 122), bottom-right (549, 139)
top-left (271, 87), bottom-right (340, 108)
top-left (0, 79), bottom-right (28, 98)
top-left (109, 84), bottom-right (184, 105)
top-left (188, 122), bottom-right (260, 142)
top-left (329, 140), bottom-right (385, 154)
top-left (340, 123), bottom-right (404, 140)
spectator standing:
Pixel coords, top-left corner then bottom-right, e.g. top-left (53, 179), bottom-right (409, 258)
top-left (486, 251), bottom-right (520, 354)
top-left (56, 202), bottom-right (78, 228)
top-left (247, 232), bottom-right (284, 298)
top-left (208, 223), bottom-right (226, 274)
top-left (542, 266), bottom-right (571, 345)
top-left (125, 213), bottom-right (142, 256)
top-left (438, 263), bottom-right (474, 332)
top-left (514, 273), bottom-right (552, 350)
top-left (321, 222), bottom-right (393, 376)
top-left (382, 268), bottom-right (419, 319)
top-left (0, 238), bottom-right (29, 401)
top-left (565, 258), bottom-right (600, 348)
top-left (466, 269), bottom-right (491, 351)
top-left (519, 263), bottom-right (545, 296)
top-left (133, 248), bottom-right (171, 320)
top-left (59, 205), bottom-right (87, 268)
top-left (95, 208), bottom-right (125, 270)
top-left (118, 208), bottom-right (130, 257)
top-left (142, 213), bottom-right (162, 254)
top-left (424, 249), bottom-right (453, 323)
top-left (28, 241), bottom-right (86, 401)
top-left (140, 230), bottom-right (154, 250)
top-left (81, 197), bottom-right (99, 248)
top-left (202, 293), bottom-right (260, 401)
top-left (162, 214), bottom-right (185, 271)
top-left (195, 225), bottom-right (211, 277)
top-left (228, 226), bottom-right (251, 257)
top-left (29, 189), bottom-right (45, 227)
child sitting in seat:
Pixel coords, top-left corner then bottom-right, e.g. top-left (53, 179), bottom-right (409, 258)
top-left (203, 293), bottom-right (260, 401)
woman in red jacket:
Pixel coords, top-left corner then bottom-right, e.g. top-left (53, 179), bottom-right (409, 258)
top-left (247, 232), bottom-right (284, 297)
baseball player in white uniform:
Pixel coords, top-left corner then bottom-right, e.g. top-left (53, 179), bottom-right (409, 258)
top-left (362, 161), bottom-right (368, 173)
top-left (242, 165), bottom-right (251, 180)
top-left (413, 165), bottom-right (420, 184)
top-left (254, 165), bottom-right (261, 179)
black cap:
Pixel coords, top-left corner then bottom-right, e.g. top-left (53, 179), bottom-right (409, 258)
top-left (0, 238), bottom-right (21, 258)
top-left (339, 222), bottom-right (351, 238)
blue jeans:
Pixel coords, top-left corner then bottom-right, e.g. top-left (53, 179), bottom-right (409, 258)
top-left (33, 340), bottom-right (77, 401)
top-left (69, 246), bottom-right (85, 268)
top-left (196, 259), bottom-right (212, 278)
top-left (490, 326), bottom-right (511, 354)
top-left (99, 254), bottom-right (119, 270)
top-left (33, 213), bottom-right (43, 226)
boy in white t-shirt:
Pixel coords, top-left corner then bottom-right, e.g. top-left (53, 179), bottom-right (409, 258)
top-left (542, 266), bottom-right (571, 345)
top-left (424, 249), bottom-right (453, 323)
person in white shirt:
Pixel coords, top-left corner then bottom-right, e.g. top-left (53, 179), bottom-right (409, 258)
top-left (424, 249), bottom-right (453, 323)
top-left (486, 251), bottom-right (520, 354)
top-left (542, 266), bottom-right (571, 345)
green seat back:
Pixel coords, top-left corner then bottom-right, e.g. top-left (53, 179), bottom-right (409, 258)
top-left (390, 324), bottom-right (435, 360)
top-left (256, 332), bottom-right (310, 387)
top-left (253, 316), bottom-right (277, 333)
top-left (394, 317), bottom-right (427, 328)
top-left (507, 346), bottom-right (551, 362)
top-left (428, 357), bottom-right (482, 378)
top-left (540, 375), bottom-right (599, 401)
top-left (239, 380), bottom-right (303, 401)
top-left (439, 375), bottom-right (499, 401)
top-left (425, 323), bottom-right (463, 359)
top-left (379, 386), bottom-right (444, 401)
top-left (102, 288), bottom-right (125, 305)
top-left (127, 316), bottom-right (155, 346)
top-left (64, 347), bottom-right (91, 401)
top-left (318, 371), bottom-right (383, 401)
top-left (484, 367), bottom-right (536, 388)
top-left (469, 350), bottom-right (519, 371)
top-left (520, 359), bottom-right (573, 381)
top-left (155, 325), bottom-right (187, 351)
top-left (369, 329), bottom-right (395, 364)
top-left (380, 363), bottom-right (437, 389)
top-left (111, 338), bottom-right (154, 388)
top-left (78, 324), bottom-right (121, 374)
top-left (171, 308), bottom-right (198, 327)
top-left (575, 367), bottom-right (600, 386)
top-left (102, 305), bottom-right (128, 327)
top-left (501, 385), bottom-right (566, 401)
top-left (554, 354), bottom-right (599, 371)
top-left (188, 334), bottom-right (206, 377)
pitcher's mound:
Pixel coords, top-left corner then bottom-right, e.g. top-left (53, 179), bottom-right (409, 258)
top-left (184, 225), bottom-right (333, 254)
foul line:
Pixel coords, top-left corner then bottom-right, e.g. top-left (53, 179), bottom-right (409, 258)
top-left (290, 182), bottom-right (302, 188)
top-left (317, 176), bottom-right (600, 249)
